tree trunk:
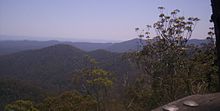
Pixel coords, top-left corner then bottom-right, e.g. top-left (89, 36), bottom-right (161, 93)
top-left (211, 0), bottom-right (220, 91)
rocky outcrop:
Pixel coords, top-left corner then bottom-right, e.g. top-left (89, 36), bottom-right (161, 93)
top-left (152, 93), bottom-right (220, 111)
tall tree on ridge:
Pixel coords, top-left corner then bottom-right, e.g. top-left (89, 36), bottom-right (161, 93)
top-left (211, 0), bottom-right (220, 91)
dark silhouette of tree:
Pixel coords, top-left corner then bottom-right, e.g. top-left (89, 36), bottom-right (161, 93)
top-left (211, 0), bottom-right (220, 91)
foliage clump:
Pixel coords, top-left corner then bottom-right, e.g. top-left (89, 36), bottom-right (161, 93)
top-left (5, 100), bottom-right (39, 111)
top-left (39, 91), bottom-right (97, 111)
top-left (124, 7), bottom-right (218, 110)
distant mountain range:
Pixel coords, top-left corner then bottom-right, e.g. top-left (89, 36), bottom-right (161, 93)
top-left (0, 38), bottom-right (208, 55)
top-left (0, 38), bottom-right (141, 55)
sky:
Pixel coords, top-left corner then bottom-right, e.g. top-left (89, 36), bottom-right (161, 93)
top-left (0, 0), bottom-right (213, 42)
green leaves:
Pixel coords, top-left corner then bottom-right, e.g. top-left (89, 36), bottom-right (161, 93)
top-left (87, 77), bottom-right (113, 87)
top-left (75, 56), bottom-right (114, 111)
top-left (83, 68), bottom-right (113, 91)
top-left (134, 35), bottom-right (218, 108)
top-left (5, 100), bottom-right (39, 111)
top-left (40, 91), bottom-right (97, 111)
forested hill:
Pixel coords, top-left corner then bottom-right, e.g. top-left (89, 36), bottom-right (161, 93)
top-left (0, 44), bottom-right (136, 92)
top-left (0, 78), bottom-right (46, 110)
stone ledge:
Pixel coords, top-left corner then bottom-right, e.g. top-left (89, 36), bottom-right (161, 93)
top-left (152, 93), bottom-right (220, 111)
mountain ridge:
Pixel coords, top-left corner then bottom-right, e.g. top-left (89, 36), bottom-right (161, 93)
top-left (0, 37), bottom-right (208, 55)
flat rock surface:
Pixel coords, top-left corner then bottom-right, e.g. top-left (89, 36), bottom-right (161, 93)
top-left (152, 93), bottom-right (220, 111)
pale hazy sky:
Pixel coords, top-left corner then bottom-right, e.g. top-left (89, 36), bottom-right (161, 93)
top-left (0, 0), bottom-right (213, 42)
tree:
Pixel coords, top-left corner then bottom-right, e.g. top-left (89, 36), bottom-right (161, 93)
top-left (40, 91), bottom-right (97, 111)
top-left (74, 57), bottom-right (113, 111)
top-left (4, 100), bottom-right (39, 111)
top-left (126, 7), bottom-right (218, 109)
top-left (211, 0), bottom-right (220, 91)
top-left (123, 75), bottom-right (155, 111)
top-left (136, 7), bottom-right (199, 46)
top-left (83, 68), bottom-right (113, 111)
top-left (136, 6), bottom-right (201, 95)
